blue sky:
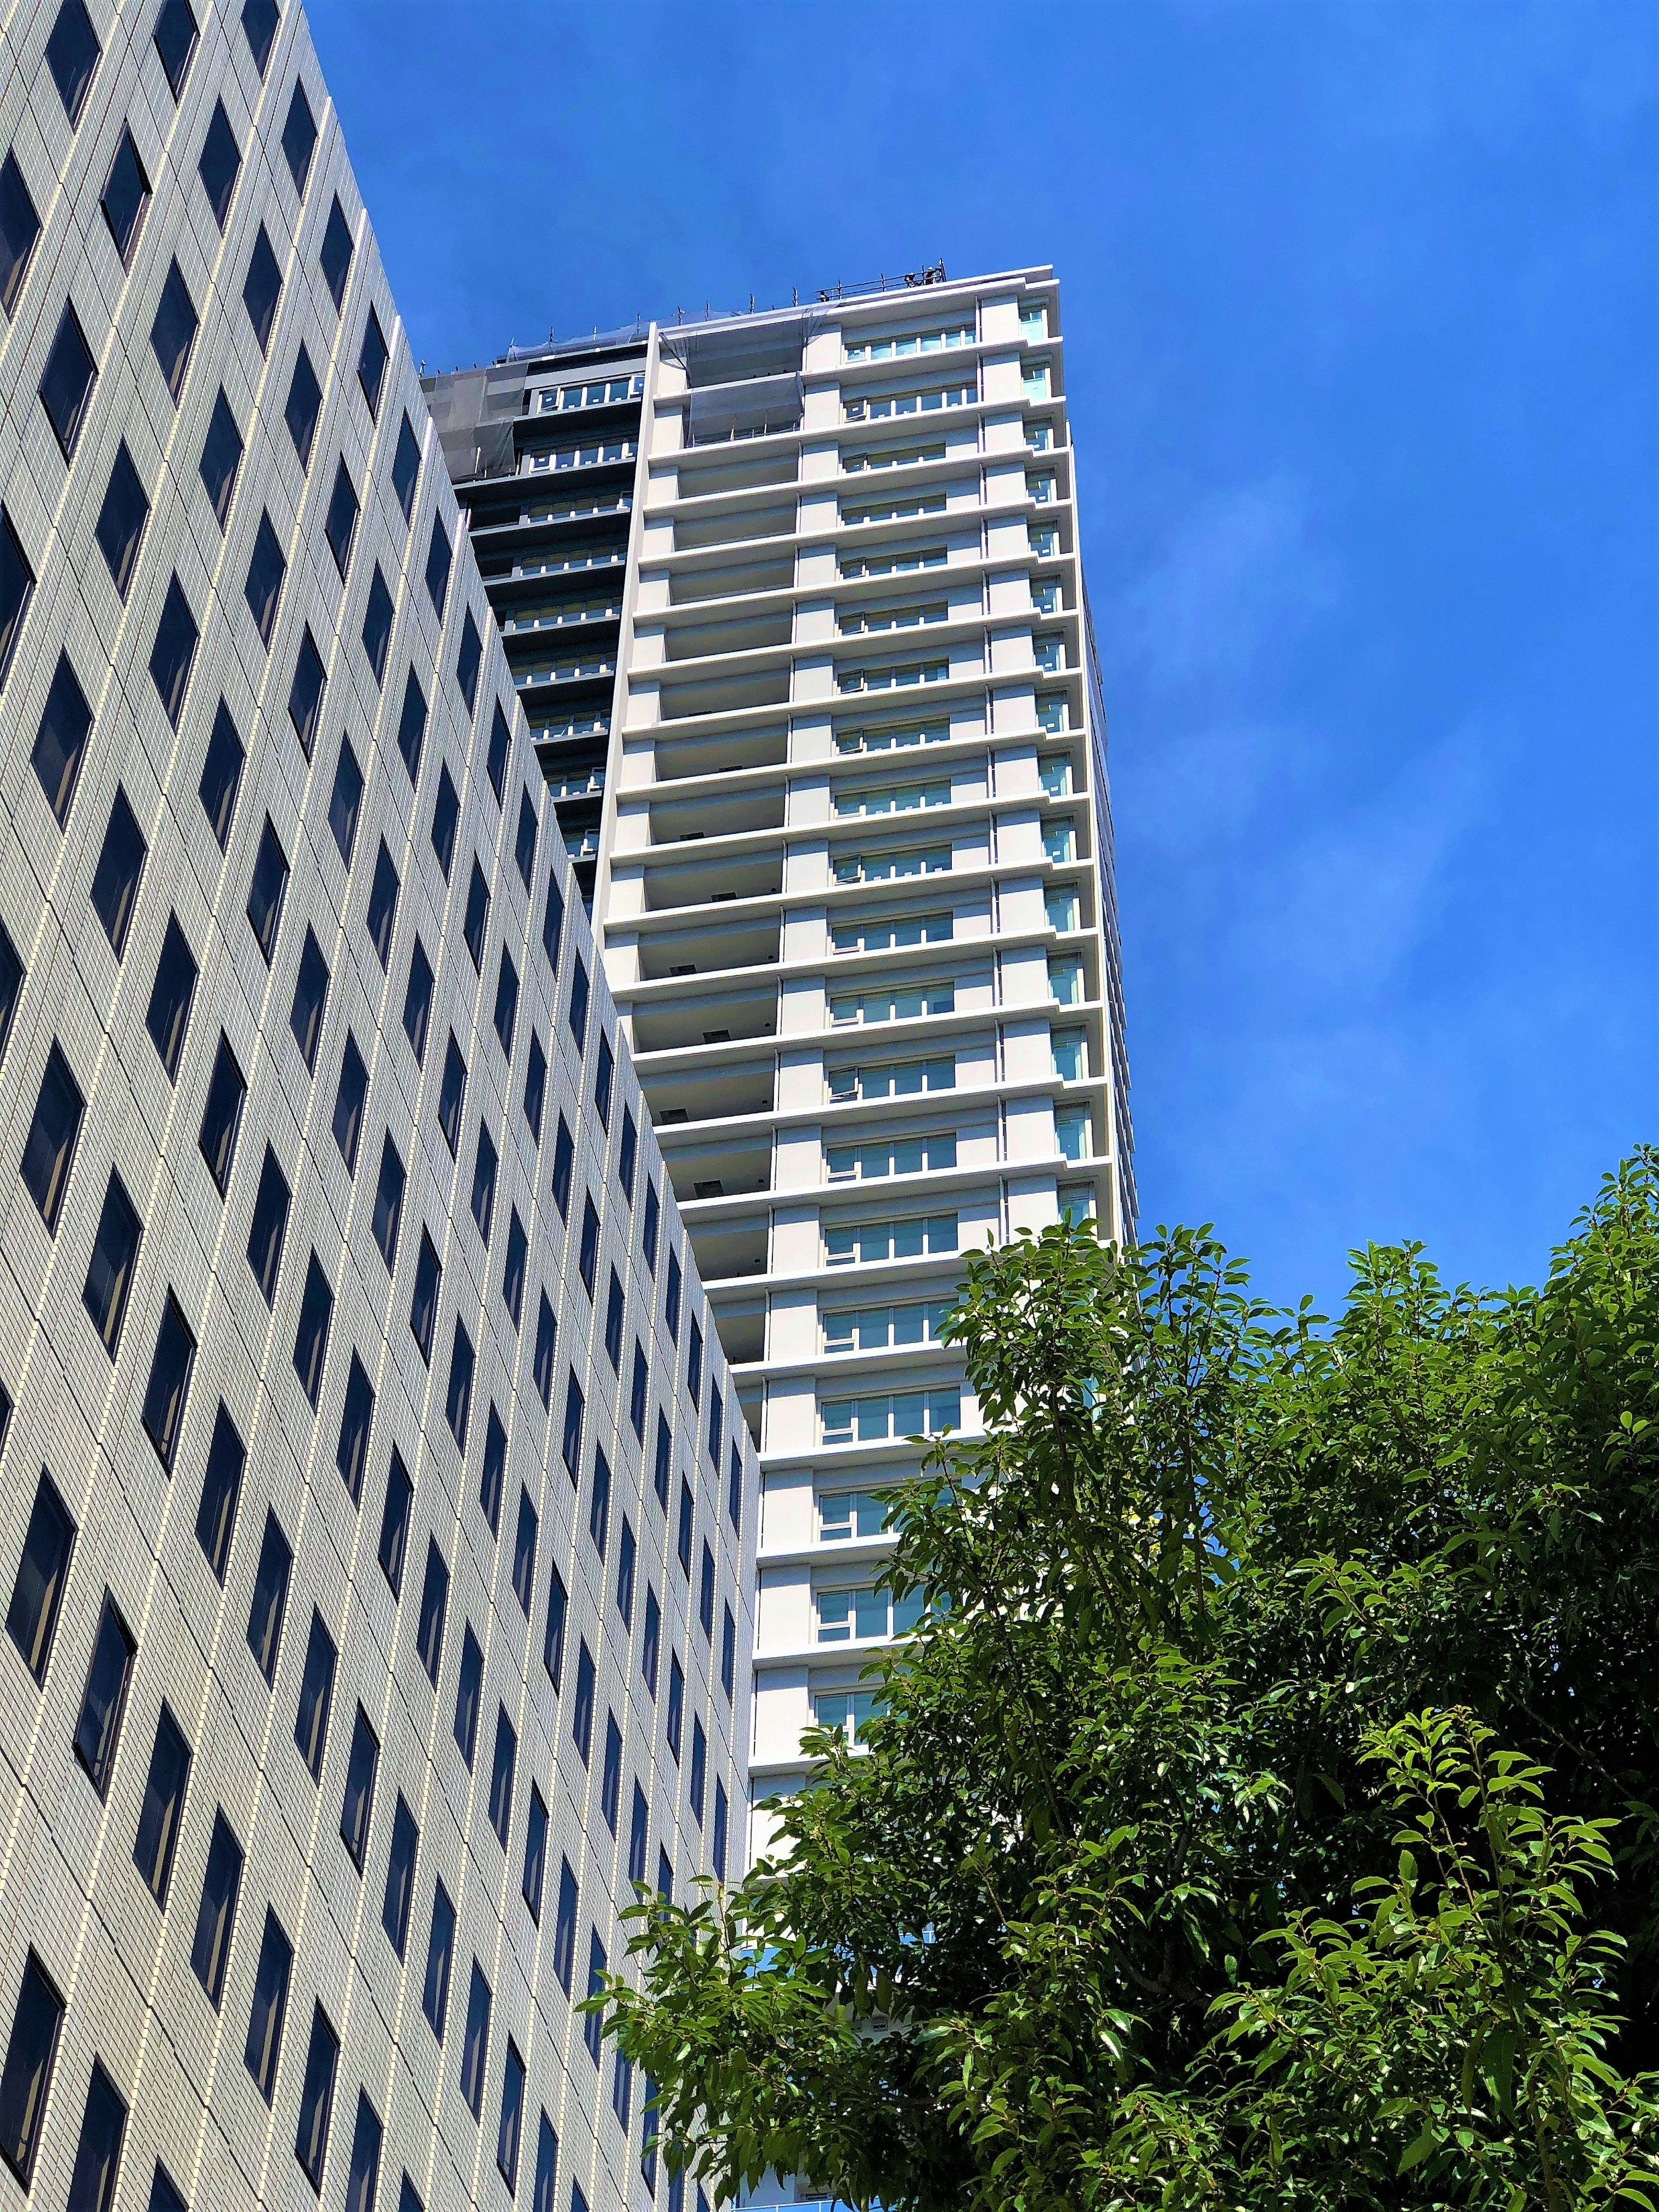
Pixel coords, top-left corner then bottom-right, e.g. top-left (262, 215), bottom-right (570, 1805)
top-left (309, 0), bottom-right (1658, 1318)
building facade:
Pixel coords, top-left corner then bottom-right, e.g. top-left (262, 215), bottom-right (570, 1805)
top-left (0, 5), bottom-right (750, 2212)
top-left (427, 269), bottom-right (1132, 1854)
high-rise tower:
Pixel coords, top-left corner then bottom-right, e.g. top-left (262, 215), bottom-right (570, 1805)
top-left (430, 268), bottom-right (1132, 1849)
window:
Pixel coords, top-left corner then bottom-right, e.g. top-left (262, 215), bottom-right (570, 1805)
top-left (816, 1584), bottom-right (925, 1643)
top-left (460, 1964), bottom-right (491, 2117)
top-left (821, 1386), bottom-right (959, 1446)
top-left (102, 126), bottom-right (150, 264)
top-left (382, 1796), bottom-right (418, 1956)
top-left (39, 300), bottom-right (96, 458)
top-left (503, 1209), bottom-right (528, 1327)
top-left (551, 1115), bottom-right (573, 1219)
top-left (247, 1510), bottom-right (291, 1683)
top-left (151, 2162), bottom-right (188, 2212)
top-left (533, 1294), bottom-right (556, 1407)
top-left (829, 1054), bottom-right (953, 1106)
top-left (532, 2118), bottom-right (557, 2212)
top-left (456, 610), bottom-right (482, 711)
top-left (613, 1518), bottom-right (637, 1634)
top-left (21, 1041), bottom-right (83, 1231)
top-left (332, 1033), bottom-right (368, 1174)
top-left (657, 1850), bottom-right (673, 1906)
top-left (445, 1317), bottom-right (475, 1450)
top-left (420, 770), bottom-right (458, 890)
top-left (0, 1950), bottom-right (64, 2186)
top-left (66, 2059), bottom-right (126, 2211)
top-left (470, 1122), bottom-right (498, 1245)
top-left (31, 652), bottom-right (91, 827)
top-left (690, 1718), bottom-right (706, 1827)
top-left (246, 1144), bottom-right (290, 1304)
top-left (336, 1351), bottom-right (374, 1503)
top-left (728, 1443), bottom-right (744, 1536)
top-left (140, 916), bottom-right (197, 1084)
top-left (699, 1543), bottom-right (715, 1641)
top-left (198, 99), bottom-right (239, 227)
top-left (594, 1035), bottom-right (614, 1129)
top-left (149, 575), bottom-right (198, 725)
top-left (6, 1470), bottom-right (75, 1683)
top-left (522, 1784), bottom-right (547, 1920)
top-left (243, 225), bottom-right (283, 353)
top-left (629, 1343), bottom-right (648, 1444)
top-left (666, 1655), bottom-right (683, 1763)
top-left (665, 1249), bottom-right (682, 1344)
top-left (453, 1624), bottom-right (483, 1766)
top-left (562, 1372), bottom-right (584, 1482)
top-left (604, 1271), bottom-right (623, 1371)
top-left (543, 1564), bottom-right (566, 1692)
top-left (294, 1608), bottom-right (337, 1779)
top-left (358, 307), bottom-right (388, 416)
top-left (416, 1538), bottom-right (448, 1683)
top-left (426, 514), bottom-right (452, 616)
top-left (568, 953), bottom-right (589, 1052)
top-left (832, 908), bottom-right (950, 958)
top-left (392, 414), bottom-right (421, 520)
top-left (320, 194), bottom-right (353, 308)
top-left (73, 1592), bottom-right (134, 1792)
top-left (524, 1033), bottom-right (547, 1142)
top-left (95, 442), bottom-right (149, 596)
top-left (542, 864), bottom-right (565, 967)
top-left (289, 928), bottom-right (329, 1071)
top-left (284, 344), bottom-right (321, 467)
top-left (642, 1180), bottom-right (659, 1272)
top-left (141, 1291), bottom-right (195, 1469)
top-left (402, 938), bottom-right (434, 1062)
top-left (194, 1404), bottom-right (244, 1579)
top-left (578, 1199), bottom-right (599, 1297)
top-left (84, 1170), bottom-right (142, 1353)
top-left (366, 839), bottom-right (399, 966)
top-left (410, 1230), bottom-right (440, 1362)
top-left (247, 816), bottom-right (289, 960)
top-left (1048, 953), bottom-right (1084, 1007)
top-left (601, 1713), bottom-right (621, 1834)
top-left (0, 920), bottom-right (19, 1071)
top-left (151, 259), bottom-right (197, 401)
top-left (378, 1447), bottom-right (412, 1595)
top-left (422, 1881), bottom-right (455, 2038)
top-left (721, 1605), bottom-right (736, 1700)
top-left (340, 1705), bottom-right (378, 1867)
top-left (487, 701), bottom-right (512, 802)
top-left (282, 77), bottom-right (318, 192)
top-left (189, 1809), bottom-right (243, 2005)
top-left (325, 458), bottom-right (359, 576)
top-left (688, 1319), bottom-right (703, 1411)
top-left (1057, 1104), bottom-right (1092, 1162)
top-left (515, 789), bottom-right (538, 889)
top-left (488, 1707), bottom-right (516, 1843)
top-left (199, 697), bottom-right (244, 844)
top-left (572, 1640), bottom-right (594, 1764)
top-left (89, 786), bottom-right (146, 956)
top-left (583, 1935), bottom-right (606, 2063)
top-left (133, 1702), bottom-right (191, 1902)
top-left (463, 859), bottom-right (489, 969)
top-left (498, 2042), bottom-right (525, 2193)
top-left (588, 1449), bottom-right (611, 1558)
top-left (823, 1297), bottom-right (952, 1354)
top-left (641, 1587), bottom-right (660, 1700)
top-left (396, 667), bottom-right (426, 779)
top-left (294, 2002), bottom-right (338, 2190)
top-left (0, 153), bottom-right (41, 318)
top-left (345, 2092), bottom-right (381, 2212)
top-left (676, 1481), bottom-right (693, 1579)
top-left (242, 0), bottom-right (278, 75)
top-left (512, 1487), bottom-right (538, 1615)
top-left (321, 743), bottom-right (365, 874)
top-left (552, 1860), bottom-right (578, 1993)
top-left (825, 1130), bottom-right (956, 1183)
top-left (493, 949), bottom-right (519, 1058)
top-left (438, 1033), bottom-right (466, 1154)
top-left (0, 507), bottom-right (34, 687)
top-left (628, 1783), bottom-right (648, 1888)
top-left (713, 1778), bottom-right (729, 1879)
top-left (244, 1908), bottom-right (292, 2101)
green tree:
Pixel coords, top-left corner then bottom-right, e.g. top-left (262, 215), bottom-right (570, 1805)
top-left (600, 1153), bottom-right (1659, 2209)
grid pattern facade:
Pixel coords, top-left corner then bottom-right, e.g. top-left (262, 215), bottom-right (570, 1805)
top-left (0, 6), bottom-right (750, 2212)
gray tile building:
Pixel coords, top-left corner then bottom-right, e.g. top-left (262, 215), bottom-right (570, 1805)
top-left (0, 3), bottom-right (751, 2209)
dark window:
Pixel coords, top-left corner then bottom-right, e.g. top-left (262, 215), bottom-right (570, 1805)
top-left (6, 1470), bottom-right (74, 1683)
top-left (199, 697), bottom-right (243, 842)
top-left (392, 413), bottom-right (420, 520)
top-left (101, 126), bottom-right (149, 264)
top-left (242, 0), bottom-right (279, 75)
top-left (402, 937), bottom-right (433, 1062)
top-left (197, 1026), bottom-right (248, 1180)
top-left (336, 1351), bottom-right (374, 1503)
top-left (515, 789), bottom-right (538, 890)
top-left (21, 1040), bottom-right (83, 1230)
top-left (699, 1542), bottom-right (715, 1642)
top-left (533, 1293), bottom-right (555, 1408)
top-left (289, 927), bottom-right (329, 1070)
top-left (629, 1342), bottom-right (648, 1441)
top-left (95, 441), bottom-right (148, 595)
top-left (247, 1510), bottom-right (291, 1683)
top-left (677, 1480), bottom-right (693, 1578)
top-left (512, 1487), bottom-right (537, 1616)
top-left (0, 1951), bottom-right (63, 2185)
top-left (543, 1565), bottom-right (566, 1692)
top-left (445, 1316), bottom-right (474, 1450)
top-left (154, 0), bottom-right (198, 92)
top-left (415, 1538), bottom-right (448, 1683)
top-left (200, 387), bottom-right (245, 528)
top-left (713, 1778), bottom-right (728, 1880)
top-left (617, 1519), bottom-right (636, 1628)
top-left (32, 650), bottom-right (91, 824)
top-left (604, 1271), bottom-right (623, 1373)
top-left (542, 864), bottom-right (565, 969)
top-left (293, 1251), bottom-right (334, 1406)
top-left (728, 1441), bottom-right (744, 1535)
top-left (294, 2002), bottom-right (338, 2190)
top-left (378, 1447), bottom-right (411, 1596)
top-left (470, 1121), bottom-right (497, 1244)
top-left (83, 1170), bottom-right (142, 1353)
top-left (358, 307), bottom-right (387, 416)
top-left (460, 1965), bottom-right (490, 2119)
top-left (583, 1934), bottom-right (606, 2065)
top-left (437, 1033), bottom-right (466, 1153)
top-left (410, 1230), bottom-right (440, 1362)
top-left (140, 1290), bottom-right (195, 1469)
top-left (328, 735), bottom-right (363, 864)
top-left (395, 666), bottom-right (426, 779)
top-left (381, 1795), bottom-right (417, 1956)
top-left (150, 259), bottom-right (197, 400)
top-left (690, 1716), bottom-right (707, 1827)
top-left (242, 225), bottom-right (281, 353)
top-left (324, 457), bottom-right (359, 575)
top-left (721, 1604), bottom-right (736, 1701)
top-left (588, 1449), bottom-right (611, 1558)
top-left (618, 1108), bottom-right (637, 1203)
top-left (572, 1639), bottom-right (594, 1764)
top-left (0, 153), bottom-right (41, 318)
top-left (463, 859), bottom-right (489, 969)
top-left (197, 99), bottom-right (239, 227)
top-left (150, 2161), bottom-right (187, 2212)
top-left (522, 1786), bottom-right (547, 1920)
top-left (331, 1032), bottom-right (367, 1173)
top-left (0, 507), bottom-right (33, 687)
top-left (430, 763), bottom-right (458, 877)
top-left (189, 1809), bottom-right (242, 2006)
top-left (39, 301), bottom-right (95, 458)
top-left (244, 1908), bottom-right (292, 2101)
top-left (667, 1654), bottom-right (683, 1764)
top-left (552, 1860), bottom-right (577, 1994)
top-left (503, 1209), bottom-right (527, 1328)
top-left (551, 1115), bottom-right (573, 1220)
top-left (246, 1144), bottom-right (290, 1304)
top-left (288, 626), bottom-right (326, 755)
top-left (594, 1035), bottom-right (614, 1130)
top-left (66, 2058), bottom-right (126, 2212)
top-left (344, 2091), bottom-right (381, 2212)
top-left (73, 1592), bottom-right (134, 1792)
top-left (493, 947), bottom-right (518, 1055)
top-left (578, 1199), bottom-right (599, 1297)
top-left (612, 2050), bottom-right (632, 2133)
top-left (600, 1713), bottom-right (621, 1834)
top-left (657, 1848), bottom-right (672, 1904)
top-left (372, 1135), bottom-right (405, 1270)
top-left (480, 702), bottom-right (510, 807)
top-left (561, 1371), bottom-right (583, 1482)
top-left (480, 1404), bottom-right (506, 1535)
top-left (524, 1033), bottom-right (547, 1142)
top-left (455, 609), bottom-right (481, 711)
top-left (497, 2041), bottom-right (525, 2192)
top-left (568, 953), bottom-right (589, 1053)
top-left (195, 1402), bottom-right (243, 1580)
top-left (320, 195), bottom-right (353, 308)
top-left (89, 785), bottom-right (147, 955)
top-left (283, 343), bottom-right (321, 467)
top-left (628, 1783), bottom-right (648, 1888)
top-left (149, 574), bottom-right (198, 725)
top-left (425, 514), bottom-right (452, 617)
top-left (643, 1180), bottom-right (660, 1273)
top-left (361, 564), bottom-right (393, 682)
top-left (688, 1316), bottom-right (703, 1409)
top-left (340, 1705), bottom-right (377, 1867)
top-left (294, 1607), bottom-right (336, 1778)
top-left (487, 1706), bottom-right (515, 1843)
top-left (281, 78), bottom-right (317, 194)
top-left (133, 1701), bottom-right (191, 1902)
top-left (532, 2117), bottom-right (557, 2212)
top-left (665, 1248), bottom-right (682, 1343)
top-left (245, 510), bottom-right (286, 645)
top-left (0, 920), bottom-right (24, 1071)
top-left (366, 839), bottom-right (399, 965)
top-left (641, 1586), bottom-right (660, 1700)
top-left (422, 1881), bottom-right (455, 2040)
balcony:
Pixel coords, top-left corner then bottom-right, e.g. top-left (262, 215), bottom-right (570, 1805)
top-left (649, 788), bottom-right (785, 844)
top-left (664, 610), bottom-right (791, 662)
top-left (694, 1221), bottom-right (769, 1283)
top-left (637, 918), bottom-right (779, 981)
top-left (630, 984), bottom-right (778, 1055)
top-left (669, 554), bottom-right (794, 607)
top-left (708, 1297), bottom-right (765, 1366)
top-left (646, 1062), bottom-right (775, 1127)
top-left (654, 726), bottom-right (788, 781)
top-left (642, 856), bottom-right (782, 911)
top-left (665, 1132), bottom-right (774, 1205)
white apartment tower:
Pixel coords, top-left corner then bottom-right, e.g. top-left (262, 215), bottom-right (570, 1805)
top-left (0, 5), bottom-right (750, 2212)
top-left (429, 266), bottom-right (1133, 1848)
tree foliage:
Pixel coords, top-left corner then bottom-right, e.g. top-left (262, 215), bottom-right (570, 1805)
top-left (599, 1152), bottom-right (1659, 2209)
